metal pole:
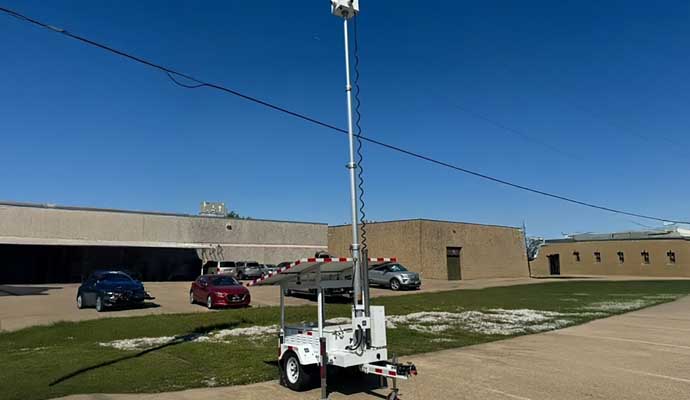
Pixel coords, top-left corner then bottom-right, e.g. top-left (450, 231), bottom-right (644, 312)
top-left (317, 279), bottom-right (327, 399)
top-left (343, 17), bottom-right (363, 316)
top-left (279, 284), bottom-right (285, 335)
top-left (361, 248), bottom-right (370, 317)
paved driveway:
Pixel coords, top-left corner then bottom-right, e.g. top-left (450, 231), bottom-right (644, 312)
top-left (54, 295), bottom-right (690, 400)
top-left (0, 277), bottom-right (542, 331)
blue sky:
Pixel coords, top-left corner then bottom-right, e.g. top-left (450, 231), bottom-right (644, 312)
top-left (1, 1), bottom-right (688, 238)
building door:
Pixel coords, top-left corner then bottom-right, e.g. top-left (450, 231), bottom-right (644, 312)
top-left (446, 247), bottom-right (462, 280)
top-left (548, 254), bottom-right (560, 275)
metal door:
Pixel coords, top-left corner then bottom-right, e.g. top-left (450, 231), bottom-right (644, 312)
top-left (548, 254), bottom-right (561, 275)
top-left (446, 247), bottom-right (462, 280)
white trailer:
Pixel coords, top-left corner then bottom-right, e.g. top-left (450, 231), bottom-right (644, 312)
top-left (250, 2), bottom-right (417, 398)
top-left (247, 256), bottom-right (417, 399)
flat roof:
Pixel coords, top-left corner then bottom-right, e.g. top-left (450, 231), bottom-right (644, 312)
top-left (546, 228), bottom-right (690, 243)
top-left (329, 218), bottom-right (521, 230)
top-left (0, 200), bottom-right (326, 226)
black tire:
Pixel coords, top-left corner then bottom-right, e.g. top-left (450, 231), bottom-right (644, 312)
top-left (237, 272), bottom-right (244, 280)
top-left (189, 291), bottom-right (195, 304)
top-left (206, 295), bottom-right (214, 309)
top-left (95, 295), bottom-right (104, 312)
top-left (281, 351), bottom-right (312, 391)
top-left (285, 289), bottom-right (293, 297)
top-left (390, 278), bottom-right (401, 291)
top-left (76, 294), bottom-right (84, 309)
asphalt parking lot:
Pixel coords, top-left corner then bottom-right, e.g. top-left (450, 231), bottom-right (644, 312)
top-left (53, 294), bottom-right (690, 400)
top-left (0, 277), bottom-right (540, 331)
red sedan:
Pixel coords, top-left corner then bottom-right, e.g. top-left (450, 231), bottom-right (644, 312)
top-left (190, 275), bottom-right (251, 309)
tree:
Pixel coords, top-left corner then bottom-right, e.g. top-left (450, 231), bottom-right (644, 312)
top-left (526, 236), bottom-right (544, 261)
top-left (227, 211), bottom-right (250, 220)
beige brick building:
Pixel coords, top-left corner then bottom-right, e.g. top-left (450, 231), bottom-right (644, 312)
top-left (531, 228), bottom-right (690, 277)
top-left (328, 219), bottom-right (529, 280)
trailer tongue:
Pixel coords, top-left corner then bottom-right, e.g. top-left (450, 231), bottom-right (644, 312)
top-left (248, 257), bottom-right (417, 399)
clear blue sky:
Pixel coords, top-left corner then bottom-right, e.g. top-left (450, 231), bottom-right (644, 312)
top-left (1, 1), bottom-right (688, 238)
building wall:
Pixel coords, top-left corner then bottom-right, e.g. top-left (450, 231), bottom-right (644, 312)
top-left (0, 203), bottom-right (327, 283)
top-left (0, 204), bottom-right (326, 249)
top-left (531, 239), bottom-right (690, 277)
top-left (328, 219), bottom-right (424, 272)
top-left (419, 220), bottom-right (528, 280)
top-left (328, 220), bottom-right (529, 280)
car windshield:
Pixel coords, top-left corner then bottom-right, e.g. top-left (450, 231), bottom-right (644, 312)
top-left (388, 264), bottom-right (408, 272)
top-left (99, 273), bottom-right (132, 282)
top-left (246, 262), bottom-right (259, 267)
top-left (211, 276), bottom-right (239, 286)
top-left (219, 262), bottom-right (235, 268)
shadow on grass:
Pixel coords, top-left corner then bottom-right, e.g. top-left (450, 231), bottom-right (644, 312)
top-left (49, 322), bottom-right (239, 386)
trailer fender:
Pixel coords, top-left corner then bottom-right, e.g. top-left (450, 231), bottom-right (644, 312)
top-left (280, 344), bottom-right (319, 366)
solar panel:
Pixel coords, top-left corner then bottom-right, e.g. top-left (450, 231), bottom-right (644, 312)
top-left (247, 257), bottom-right (396, 286)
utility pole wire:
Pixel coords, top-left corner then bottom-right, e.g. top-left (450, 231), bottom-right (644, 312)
top-left (2, 5), bottom-right (689, 225)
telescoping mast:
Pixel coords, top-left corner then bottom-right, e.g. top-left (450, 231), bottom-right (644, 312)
top-left (247, 2), bottom-right (417, 399)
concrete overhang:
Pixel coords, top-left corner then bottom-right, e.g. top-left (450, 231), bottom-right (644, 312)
top-left (0, 236), bottom-right (327, 250)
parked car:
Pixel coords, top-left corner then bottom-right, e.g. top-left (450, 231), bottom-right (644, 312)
top-left (190, 274), bottom-right (251, 309)
top-left (235, 261), bottom-right (262, 280)
top-left (76, 270), bottom-right (154, 312)
top-left (368, 263), bottom-right (421, 290)
top-left (204, 261), bottom-right (238, 275)
top-left (276, 261), bottom-right (292, 270)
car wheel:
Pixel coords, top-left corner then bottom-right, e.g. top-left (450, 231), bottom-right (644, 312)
top-left (282, 351), bottom-right (311, 391)
top-left (95, 295), bottom-right (104, 312)
top-left (76, 294), bottom-right (84, 309)
top-left (207, 295), bottom-right (214, 309)
top-left (189, 291), bottom-right (195, 304)
top-left (390, 278), bottom-right (401, 291)
top-left (285, 289), bottom-right (293, 297)
top-left (238, 272), bottom-right (244, 280)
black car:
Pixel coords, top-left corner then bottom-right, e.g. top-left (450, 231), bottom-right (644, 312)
top-left (77, 270), bottom-right (154, 312)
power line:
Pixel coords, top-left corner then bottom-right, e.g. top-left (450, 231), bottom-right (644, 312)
top-left (450, 103), bottom-right (583, 161)
top-left (2, 5), bottom-right (689, 225)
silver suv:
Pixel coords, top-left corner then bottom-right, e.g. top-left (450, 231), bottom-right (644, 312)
top-left (235, 261), bottom-right (264, 280)
top-left (368, 263), bottom-right (421, 291)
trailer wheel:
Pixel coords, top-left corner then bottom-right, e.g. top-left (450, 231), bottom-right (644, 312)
top-left (386, 390), bottom-right (400, 400)
top-left (282, 351), bottom-right (311, 391)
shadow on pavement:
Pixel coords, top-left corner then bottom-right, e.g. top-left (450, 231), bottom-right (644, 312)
top-left (0, 285), bottom-right (63, 296)
top-left (326, 370), bottom-right (388, 399)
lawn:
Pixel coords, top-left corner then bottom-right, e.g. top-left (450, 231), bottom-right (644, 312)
top-left (1, 280), bottom-right (689, 400)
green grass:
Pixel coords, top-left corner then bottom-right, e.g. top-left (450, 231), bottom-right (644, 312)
top-left (1, 280), bottom-right (689, 400)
